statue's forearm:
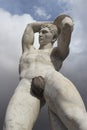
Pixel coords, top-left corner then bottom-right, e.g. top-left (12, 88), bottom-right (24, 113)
top-left (57, 17), bottom-right (73, 59)
top-left (29, 21), bottom-right (53, 33)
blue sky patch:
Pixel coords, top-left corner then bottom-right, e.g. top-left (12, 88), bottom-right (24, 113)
top-left (0, 0), bottom-right (71, 20)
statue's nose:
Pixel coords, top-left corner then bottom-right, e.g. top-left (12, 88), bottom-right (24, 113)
top-left (39, 32), bottom-right (42, 36)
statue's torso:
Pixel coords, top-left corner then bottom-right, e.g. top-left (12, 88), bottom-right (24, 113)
top-left (19, 47), bottom-right (54, 79)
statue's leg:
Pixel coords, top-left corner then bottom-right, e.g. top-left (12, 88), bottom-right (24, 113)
top-left (48, 108), bottom-right (68, 130)
top-left (45, 70), bottom-right (87, 130)
top-left (4, 78), bottom-right (41, 130)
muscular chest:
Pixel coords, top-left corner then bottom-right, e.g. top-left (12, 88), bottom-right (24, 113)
top-left (20, 48), bottom-right (52, 65)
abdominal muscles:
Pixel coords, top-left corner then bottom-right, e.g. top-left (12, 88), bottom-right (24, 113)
top-left (19, 52), bottom-right (54, 79)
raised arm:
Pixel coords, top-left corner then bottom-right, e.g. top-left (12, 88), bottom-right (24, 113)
top-left (22, 22), bottom-right (52, 53)
top-left (57, 16), bottom-right (73, 60)
top-left (51, 15), bottom-right (74, 71)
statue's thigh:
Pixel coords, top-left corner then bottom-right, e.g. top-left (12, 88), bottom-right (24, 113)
top-left (45, 71), bottom-right (87, 130)
top-left (48, 108), bottom-right (68, 130)
top-left (4, 79), bottom-right (40, 130)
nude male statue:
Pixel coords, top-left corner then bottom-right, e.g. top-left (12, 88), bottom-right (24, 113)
top-left (4, 15), bottom-right (87, 130)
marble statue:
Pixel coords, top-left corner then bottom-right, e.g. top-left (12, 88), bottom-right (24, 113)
top-left (4, 14), bottom-right (87, 130)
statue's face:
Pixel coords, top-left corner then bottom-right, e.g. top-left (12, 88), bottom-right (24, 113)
top-left (39, 27), bottom-right (53, 46)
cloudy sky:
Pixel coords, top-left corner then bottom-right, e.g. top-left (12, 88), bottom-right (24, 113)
top-left (0, 0), bottom-right (87, 130)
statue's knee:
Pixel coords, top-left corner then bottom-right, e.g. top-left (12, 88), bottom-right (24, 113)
top-left (64, 107), bottom-right (87, 130)
top-left (31, 76), bottom-right (45, 98)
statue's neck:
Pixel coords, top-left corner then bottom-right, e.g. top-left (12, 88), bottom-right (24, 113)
top-left (39, 43), bottom-right (53, 50)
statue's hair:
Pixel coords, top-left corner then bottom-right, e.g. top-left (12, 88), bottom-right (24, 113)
top-left (41, 23), bottom-right (58, 43)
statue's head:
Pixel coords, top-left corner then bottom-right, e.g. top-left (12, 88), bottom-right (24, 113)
top-left (39, 23), bottom-right (58, 48)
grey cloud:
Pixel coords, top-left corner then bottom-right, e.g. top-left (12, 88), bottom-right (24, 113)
top-left (0, 9), bottom-right (35, 130)
top-left (0, 9), bottom-right (50, 130)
